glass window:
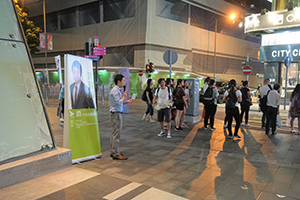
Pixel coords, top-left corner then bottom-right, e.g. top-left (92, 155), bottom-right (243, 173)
top-left (191, 6), bottom-right (216, 31)
top-left (60, 7), bottom-right (76, 29)
top-left (47, 12), bottom-right (58, 32)
top-left (156, 0), bottom-right (188, 23)
top-left (104, 0), bottom-right (135, 22)
top-left (79, 2), bottom-right (100, 26)
top-left (30, 15), bottom-right (44, 30)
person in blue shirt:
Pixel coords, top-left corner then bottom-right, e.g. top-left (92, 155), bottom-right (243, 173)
top-left (109, 74), bottom-right (133, 160)
top-left (58, 85), bottom-right (65, 122)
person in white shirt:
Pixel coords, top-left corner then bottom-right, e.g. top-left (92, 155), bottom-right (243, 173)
top-left (265, 83), bottom-right (281, 135)
top-left (259, 78), bottom-right (272, 129)
top-left (153, 78), bottom-right (173, 139)
top-left (223, 79), bottom-right (242, 139)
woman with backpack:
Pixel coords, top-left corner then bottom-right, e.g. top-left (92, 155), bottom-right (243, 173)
top-left (240, 80), bottom-right (251, 127)
top-left (142, 79), bottom-right (155, 122)
top-left (203, 79), bottom-right (219, 131)
top-left (174, 79), bottom-right (188, 131)
top-left (223, 79), bottom-right (242, 139)
top-left (289, 84), bottom-right (300, 134)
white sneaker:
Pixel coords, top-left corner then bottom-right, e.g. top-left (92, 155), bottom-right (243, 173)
top-left (142, 114), bottom-right (147, 120)
top-left (223, 124), bottom-right (227, 128)
top-left (158, 131), bottom-right (165, 137)
top-left (150, 118), bottom-right (156, 123)
top-left (167, 133), bottom-right (171, 139)
top-left (60, 118), bottom-right (64, 122)
top-left (246, 124), bottom-right (250, 127)
top-left (241, 123), bottom-right (245, 126)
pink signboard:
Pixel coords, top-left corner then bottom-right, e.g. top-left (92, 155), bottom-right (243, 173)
top-left (93, 47), bottom-right (106, 56)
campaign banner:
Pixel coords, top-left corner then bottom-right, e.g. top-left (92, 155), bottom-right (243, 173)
top-left (54, 55), bottom-right (62, 84)
top-left (63, 54), bottom-right (101, 162)
top-left (39, 33), bottom-right (53, 50)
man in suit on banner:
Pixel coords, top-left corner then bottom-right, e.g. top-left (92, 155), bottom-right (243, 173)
top-left (70, 60), bottom-right (95, 109)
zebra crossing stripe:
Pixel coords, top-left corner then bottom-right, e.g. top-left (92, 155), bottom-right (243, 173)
top-left (131, 188), bottom-right (189, 200)
top-left (103, 182), bottom-right (142, 200)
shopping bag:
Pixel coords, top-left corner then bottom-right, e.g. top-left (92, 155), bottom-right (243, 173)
top-left (57, 103), bottom-right (61, 118)
top-left (276, 115), bottom-right (282, 127)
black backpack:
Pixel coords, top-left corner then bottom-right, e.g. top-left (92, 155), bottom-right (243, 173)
top-left (225, 89), bottom-right (238, 108)
top-left (141, 89), bottom-right (147, 101)
top-left (260, 90), bottom-right (271, 112)
top-left (202, 87), bottom-right (214, 105)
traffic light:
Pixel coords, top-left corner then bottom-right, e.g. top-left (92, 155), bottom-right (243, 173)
top-left (146, 62), bottom-right (154, 73)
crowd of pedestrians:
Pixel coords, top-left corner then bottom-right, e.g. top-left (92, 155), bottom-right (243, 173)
top-left (56, 74), bottom-right (299, 160)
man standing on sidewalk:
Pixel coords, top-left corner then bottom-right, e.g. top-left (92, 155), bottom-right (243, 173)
top-left (153, 78), bottom-right (173, 139)
top-left (265, 83), bottom-right (281, 135)
top-left (109, 74), bottom-right (133, 160)
top-left (259, 78), bottom-right (272, 129)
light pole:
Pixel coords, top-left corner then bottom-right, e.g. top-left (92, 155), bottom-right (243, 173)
top-left (213, 19), bottom-right (218, 79)
top-left (213, 14), bottom-right (236, 80)
top-left (43, 0), bottom-right (48, 104)
top-left (43, 0), bottom-right (47, 70)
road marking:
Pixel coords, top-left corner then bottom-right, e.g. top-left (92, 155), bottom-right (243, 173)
top-left (103, 182), bottom-right (142, 200)
top-left (132, 188), bottom-right (189, 200)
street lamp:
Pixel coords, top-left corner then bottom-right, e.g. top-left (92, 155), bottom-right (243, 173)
top-left (213, 14), bottom-right (237, 79)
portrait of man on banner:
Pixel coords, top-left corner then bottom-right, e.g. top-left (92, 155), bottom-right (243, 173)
top-left (69, 60), bottom-right (95, 109)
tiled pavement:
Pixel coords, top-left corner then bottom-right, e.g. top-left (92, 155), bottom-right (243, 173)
top-left (1, 99), bottom-right (300, 200)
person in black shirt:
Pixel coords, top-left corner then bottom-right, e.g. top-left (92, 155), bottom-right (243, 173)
top-left (240, 80), bottom-right (251, 127)
top-left (142, 79), bottom-right (155, 122)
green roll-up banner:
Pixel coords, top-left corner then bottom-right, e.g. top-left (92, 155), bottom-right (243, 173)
top-left (63, 54), bottom-right (101, 162)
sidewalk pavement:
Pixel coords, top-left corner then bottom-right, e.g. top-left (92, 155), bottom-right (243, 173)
top-left (1, 99), bottom-right (300, 200)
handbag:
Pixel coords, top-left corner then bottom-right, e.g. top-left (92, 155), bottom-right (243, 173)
top-left (57, 103), bottom-right (61, 118)
top-left (276, 114), bottom-right (282, 127)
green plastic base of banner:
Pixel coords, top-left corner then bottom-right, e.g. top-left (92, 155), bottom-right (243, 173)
top-left (69, 108), bottom-right (101, 160)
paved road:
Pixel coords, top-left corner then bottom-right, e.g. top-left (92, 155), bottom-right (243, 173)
top-left (2, 99), bottom-right (300, 200)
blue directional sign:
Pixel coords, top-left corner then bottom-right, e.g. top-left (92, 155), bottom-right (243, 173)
top-left (285, 56), bottom-right (291, 67)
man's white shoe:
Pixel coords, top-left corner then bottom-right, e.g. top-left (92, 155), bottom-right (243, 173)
top-left (167, 133), bottom-right (171, 139)
top-left (60, 118), bottom-right (64, 122)
top-left (241, 123), bottom-right (245, 126)
top-left (246, 124), bottom-right (250, 127)
top-left (158, 131), bottom-right (166, 137)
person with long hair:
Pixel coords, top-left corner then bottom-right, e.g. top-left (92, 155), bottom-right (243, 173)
top-left (289, 84), bottom-right (300, 134)
top-left (223, 79), bottom-right (242, 139)
top-left (174, 79), bottom-right (188, 131)
top-left (142, 79), bottom-right (155, 122)
top-left (203, 79), bottom-right (219, 131)
top-left (240, 80), bottom-right (251, 127)
top-left (181, 80), bottom-right (190, 128)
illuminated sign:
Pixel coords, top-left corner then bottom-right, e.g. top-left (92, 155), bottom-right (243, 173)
top-left (259, 44), bottom-right (300, 62)
top-left (245, 9), bottom-right (300, 36)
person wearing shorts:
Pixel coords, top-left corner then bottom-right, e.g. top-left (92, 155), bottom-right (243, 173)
top-left (153, 78), bottom-right (172, 139)
top-left (174, 79), bottom-right (187, 131)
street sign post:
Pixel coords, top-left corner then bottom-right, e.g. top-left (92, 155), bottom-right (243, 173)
top-left (242, 66), bottom-right (252, 76)
top-left (138, 70), bottom-right (143, 76)
top-left (284, 56), bottom-right (291, 110)
top-left (163, 50), bottom-right (178, 78)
